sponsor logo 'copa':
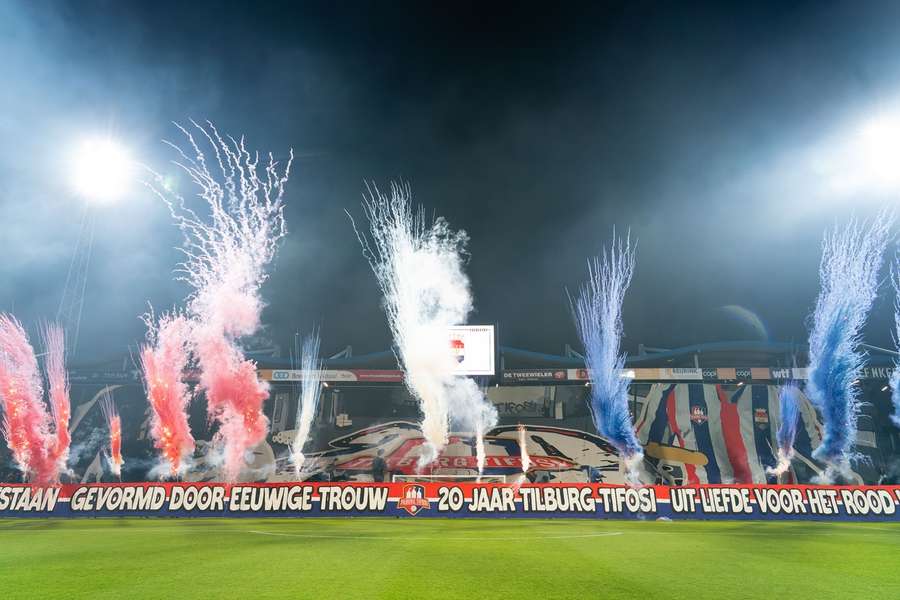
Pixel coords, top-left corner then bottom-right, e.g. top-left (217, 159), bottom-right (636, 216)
top-left (397, 484), bottom-right (430, 515)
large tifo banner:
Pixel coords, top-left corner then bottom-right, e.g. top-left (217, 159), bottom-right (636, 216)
top-left (2, 483), bottom-right (899, 521)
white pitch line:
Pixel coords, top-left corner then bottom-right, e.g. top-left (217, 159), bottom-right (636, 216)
top-left (0, 524), bottom-right (624, 539)
top-left (826, 524), bottom-right (900, 533)
top-left (246, 530), bottom-right (624, 541)
top-left (612, 526), bottom-right (900, 538)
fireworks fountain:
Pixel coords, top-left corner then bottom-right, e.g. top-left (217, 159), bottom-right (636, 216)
top-left (290, 330), bottom-right (323, 477)
top-left (350, 182), bottom-right (496, 470)
top-left (570, 231), bottom-right (643, 483)
top-left (99, 389), bottom-right (123, 478)
top-left (889, 260), bottom-right (900, 429)
top-left (806, 215), bottom-right (892, 483)
top-left (147, 121), bottom-right (293, 482)
top-left (0, 315), bottom-right (52, 482)
top-left (518, 424), bottom-right (530, 474)
top-left (41, 323), bottom-right (71, 477)
top-left (766, 383), bottom-right (800, 478)
top-left (140, 312), bottom-right (196, 477)
top-left (443, 375), bottom-right (496, 474)
top-left (0, 315), bottom-right (71, 484)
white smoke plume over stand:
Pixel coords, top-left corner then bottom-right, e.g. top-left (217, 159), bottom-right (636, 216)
top-left (291, 330), bottom-right (323, 478)
top-left (146, 120), bottom-right (293, 482)
top-left (447, 376), bottom-right (497, 474)
top-left (350, 182), bottom-right (497, 469)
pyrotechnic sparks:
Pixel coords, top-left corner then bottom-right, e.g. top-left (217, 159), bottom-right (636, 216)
top-left (290, 330), bottom-right (323, 477)
top-left (806, 214), bottom-right (893, 483)
top-left (0, 316), bottom-right (70, 484)
top-left (570, 231), bottom-right (643, 483)
top-left (141, 312), bottom-right (195, 477)
top-left (0, 315), bottom-right (50, 482)
top-left (766, 383), bottom-right (800, 478)
top-left (41, 323), bottom-right (71, 477)
top-left (147, 121), bottom-right (292, 482)
top-left (447, 376), bottom-right (496, 474)
top-left (890, 261), bottom-right (900, 430)
top-left (99, 389), bottom-right (123, 478)
top-left (518, 424), bottom-right (530, 474)
top-left (350, 182), bottom-right (495, 469)
top-left (474, 428), bottom-right (486, 476)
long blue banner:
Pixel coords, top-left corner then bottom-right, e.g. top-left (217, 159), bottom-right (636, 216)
top-left (1, 483), bottom-right (899, 521)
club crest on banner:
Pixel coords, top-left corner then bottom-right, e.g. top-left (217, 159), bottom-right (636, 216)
top-left (690, 405), bottom-right (708, 424)
top-left (754, 408), bottom-right (769, 428)
top-left (397, 484), bottom-right (430, 515)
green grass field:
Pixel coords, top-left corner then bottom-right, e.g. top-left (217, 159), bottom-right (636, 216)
top-left (1, 518), bottom-right (898, 599)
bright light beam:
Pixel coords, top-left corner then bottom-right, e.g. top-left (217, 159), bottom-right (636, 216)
top-left (71, 137), bottom-right (134, 202)
top-left (855, 115), bottom-right (900, 190)
top-left (816, 110), bottom-right (900, 197)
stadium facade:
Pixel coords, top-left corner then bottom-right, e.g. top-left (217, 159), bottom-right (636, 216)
top-left (3, 340), bottom-right (898, 485)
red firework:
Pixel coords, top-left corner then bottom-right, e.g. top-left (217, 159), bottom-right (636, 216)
top-left (0, 315), bottom-right (70, 484)
top-left (193, 322), bottom-right (269, 482)
top-left (141, 313), bottom-right (195, 477)
top-left (145, 122), bottom-right (289, 482)
top-left (42, 324), bottom-right (71, 475)
top-left (100, 390), bottom-right (123, 478)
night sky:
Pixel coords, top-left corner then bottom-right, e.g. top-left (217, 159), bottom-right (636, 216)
top-left (3, 1), bottom-right (900, 363)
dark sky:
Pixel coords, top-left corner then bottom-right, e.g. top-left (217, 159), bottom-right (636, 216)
top-left (3, 1), bottom-right (900, 364)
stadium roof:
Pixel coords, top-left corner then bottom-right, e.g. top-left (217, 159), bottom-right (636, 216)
top-left (250, 340), bottom-right (898, 370)
top-left (68, 340), bottom-right (899, 379)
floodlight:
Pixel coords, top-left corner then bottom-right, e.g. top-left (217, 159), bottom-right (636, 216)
top-left (71, 137), bottom-right (133, 202)
top-left (855, 115), bottom-right (900, 190)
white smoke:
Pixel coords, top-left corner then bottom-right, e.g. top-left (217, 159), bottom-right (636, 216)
top-left (766, 448), bottom-right (794, 479)
top-left (350, 182), bottom-right (496, 468)
top-left (446, 376), bottom-right (497, 474)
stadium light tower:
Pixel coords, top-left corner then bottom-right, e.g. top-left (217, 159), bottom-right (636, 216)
top-left (58, 136), bottom-right (134, 355)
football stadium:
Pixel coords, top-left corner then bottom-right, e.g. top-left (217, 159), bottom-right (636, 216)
top-left (3, 2), bottom-right (900, 599)
top-left (4, 343), bottom-right (900, 599)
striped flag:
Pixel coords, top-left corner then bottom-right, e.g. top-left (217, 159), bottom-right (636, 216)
top-left (636, 384), bottom-right (825, 484)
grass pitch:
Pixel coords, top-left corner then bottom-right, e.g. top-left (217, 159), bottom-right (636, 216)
top-left (1, 518), bottom-right (898, 599)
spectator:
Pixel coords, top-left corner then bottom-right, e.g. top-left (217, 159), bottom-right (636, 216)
top-left (371, 449), bottom-right (387, 482)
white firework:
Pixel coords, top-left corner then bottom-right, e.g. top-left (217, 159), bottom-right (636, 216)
top-left (350, 182), bottom-right (496, 468)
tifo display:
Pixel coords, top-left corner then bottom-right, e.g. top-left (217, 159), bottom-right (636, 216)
top-left (1, 123), bottom-right (900, 521)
